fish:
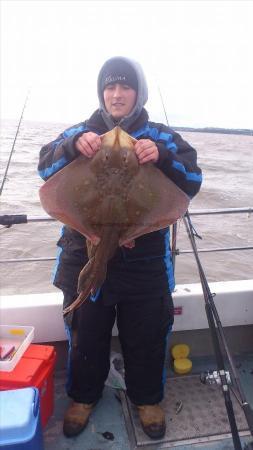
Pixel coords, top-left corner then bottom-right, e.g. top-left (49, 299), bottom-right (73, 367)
top-left (39, 126), bottom-right (189, 315)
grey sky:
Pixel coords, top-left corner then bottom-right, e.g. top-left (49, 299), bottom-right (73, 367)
top-left (1, 0), bottom-right (253, 128)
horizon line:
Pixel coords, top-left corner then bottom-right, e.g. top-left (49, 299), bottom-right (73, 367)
top-left (0, 117), bottom-right (252, 136)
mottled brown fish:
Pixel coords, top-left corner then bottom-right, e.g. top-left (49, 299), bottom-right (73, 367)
top-left (39, 127), bottom-right (189, 315)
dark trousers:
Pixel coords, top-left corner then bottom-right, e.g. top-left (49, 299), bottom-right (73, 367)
top-left (63, 292), bottom-right (173, 405)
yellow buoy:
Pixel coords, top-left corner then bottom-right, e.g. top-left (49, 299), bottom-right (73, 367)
top-left (174, 358), bottom-right (192, 375)
top-left (171, 344), bottom-right (190, 360)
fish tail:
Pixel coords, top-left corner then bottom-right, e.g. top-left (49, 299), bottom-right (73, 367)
top-left (78, 257), bottom-right (107, 294)
top-left (63, 291), bottom-right (89, 316)
top-left (77, 258), bottom-right (94, 293)
top-left (62, 258), bottom-right (107, 316)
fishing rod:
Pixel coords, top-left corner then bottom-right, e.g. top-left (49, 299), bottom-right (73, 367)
top-left (157, 85), bottom-right (180, 274)
top-left (0, 90), bottom-right (30, 196)
top-left (157, 87), bottom-right (253, 448)
top-left (184, 212), bottom-right (253, 449)
top-left (157, 85), bottom-right (170, 127)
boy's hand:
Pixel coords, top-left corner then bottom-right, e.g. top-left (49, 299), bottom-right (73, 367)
top-left (134, 139), bottom-right (159, 164)
top-left (76, 132), bottom-right (101, 157)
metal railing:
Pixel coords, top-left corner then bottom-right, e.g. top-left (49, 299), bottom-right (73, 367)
top-left (0, 207), bottom-right (252, 264)
top-left (170, 207), bottom-right (253, 274)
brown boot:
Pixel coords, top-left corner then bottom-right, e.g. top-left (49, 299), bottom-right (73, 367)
top-left (63, 401), bottom-right (94, 438)
top-left (137, 404), bottom-right (166, 439)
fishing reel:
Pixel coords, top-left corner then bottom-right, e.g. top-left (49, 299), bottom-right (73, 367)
top-left (200, 369), bottom-right (231, 386)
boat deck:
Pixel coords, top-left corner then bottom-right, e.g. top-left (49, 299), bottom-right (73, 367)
top-left (43, 340), bottom-right (253, 450)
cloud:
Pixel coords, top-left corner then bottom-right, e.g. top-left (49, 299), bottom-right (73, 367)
top-left (1, 1), bottom-right (253, 128)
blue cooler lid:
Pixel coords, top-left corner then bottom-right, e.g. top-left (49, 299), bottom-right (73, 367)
top-left (0, 387), bottom-right (40, 446)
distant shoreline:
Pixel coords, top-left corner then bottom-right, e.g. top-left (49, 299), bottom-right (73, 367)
top-left (173, 126), bottom-right (253, 136)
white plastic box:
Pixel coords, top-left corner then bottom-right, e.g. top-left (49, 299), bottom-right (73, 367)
top-left (0, 325), bottom-right (34, 372)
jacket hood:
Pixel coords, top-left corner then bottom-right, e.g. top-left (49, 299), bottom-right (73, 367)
top-left (97, 56), bottom-right (148, 131)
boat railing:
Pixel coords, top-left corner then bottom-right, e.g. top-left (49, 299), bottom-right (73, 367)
top-left (0, 207), bottom-right (252, 264)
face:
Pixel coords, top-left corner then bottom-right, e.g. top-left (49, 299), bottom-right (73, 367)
top-left (103, 83), bottom-right (137, 120)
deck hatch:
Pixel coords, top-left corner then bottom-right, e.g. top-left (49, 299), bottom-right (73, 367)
top-left (120, 374), bottom-right (250, 449)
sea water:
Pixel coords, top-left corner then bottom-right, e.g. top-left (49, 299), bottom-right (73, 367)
top-left (0, 119), bottom-right (253, 295)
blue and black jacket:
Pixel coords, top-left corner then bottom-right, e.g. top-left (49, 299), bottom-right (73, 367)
top-left (38, 108), bottom-right (202, 302)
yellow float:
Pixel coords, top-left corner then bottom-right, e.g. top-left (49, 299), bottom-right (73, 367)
top-left (171, 344), bottom-right (192, 375)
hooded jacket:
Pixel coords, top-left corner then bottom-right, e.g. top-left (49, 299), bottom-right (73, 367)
top-left (38, 57), bottom-right (202, 300)
top-left (97, 56), bottom-right (148, 131)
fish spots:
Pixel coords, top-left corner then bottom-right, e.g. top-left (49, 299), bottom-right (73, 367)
top-left (39, 126), bottom-right (190, 317)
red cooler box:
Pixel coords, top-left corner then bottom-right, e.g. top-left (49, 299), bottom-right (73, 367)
top-left (0, 344), bottom-right (56, 427)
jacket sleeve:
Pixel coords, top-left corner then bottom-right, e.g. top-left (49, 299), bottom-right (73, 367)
top-left (153, 124), bottom-right (202, 199)
top-left (38, 122), bottom-right (88, 180)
